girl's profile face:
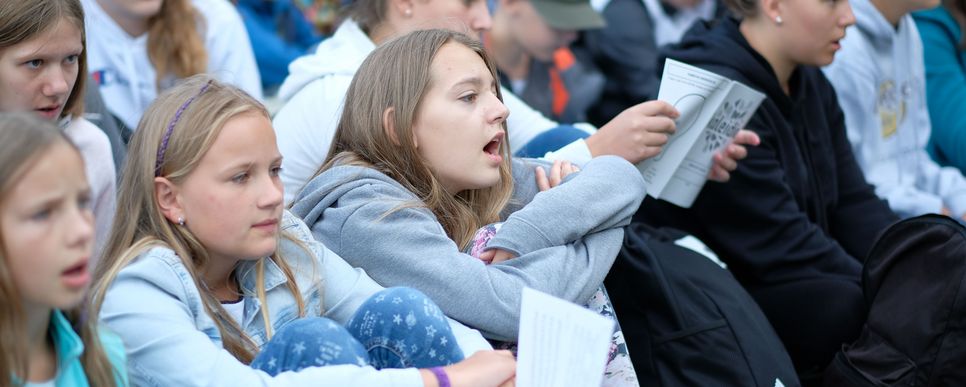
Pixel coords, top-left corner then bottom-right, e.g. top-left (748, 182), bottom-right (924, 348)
top-left (777, 0), bottom-right (855, 67)
top-left (1, 142), bottom-right (93, 312)
top-left (164, 112), bottom-right (284, 265)
top-left (410, 42), bottom-right (509, 194)
top-left (0, 19), bottom-right (82, 120)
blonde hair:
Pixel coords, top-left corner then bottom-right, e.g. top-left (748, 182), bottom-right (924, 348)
top-left (320, 29), bottom-right (514, 250)
top-left (91, 76), bottom-right (309, 364)
top-left (0, 113), bottom-right (119, 387)
top-left (147, 0), bottom-right (207, 88)
top-left (0, 0), bottom-right (87, 118)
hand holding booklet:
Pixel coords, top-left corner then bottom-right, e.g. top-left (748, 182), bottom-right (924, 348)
top-left (516, 288), bottom-right (614, 387)
top-left (638, 58), bottom-right (765, 208)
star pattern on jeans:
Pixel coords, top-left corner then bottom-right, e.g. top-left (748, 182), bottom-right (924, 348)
top-left (393, 314), bottom-right (402, 324)
top-left (439, 337), bottom-right (448, 346)
top-left (293, 341), bottom-right (306, 355)
top-left (425, 325), bottom-right (437, 337)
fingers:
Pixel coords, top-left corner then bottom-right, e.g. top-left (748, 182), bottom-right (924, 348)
top-left (635, 100), bottom-right (680, 119)
top-left (549, 160), bottom-right (563, 187)
top-left (716, 148), bottom-right (739, 171)
top-left (535, 166), bottom-right (550, 192)
top-left (490, 249), bottom-right (515, 264)
top-left (733, 129), bottom-right (761, 146)
top-left (478, 249), bottom-right (496, 264)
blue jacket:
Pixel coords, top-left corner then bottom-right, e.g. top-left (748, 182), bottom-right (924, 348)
top-left (235, 0), bottom-right (323, 91)
top-left (99, 211), bottom-right (488, 386)
top-left (913, 7), bottom-right (966, 173)
top-left (11, 310), bottom-right (128, 386)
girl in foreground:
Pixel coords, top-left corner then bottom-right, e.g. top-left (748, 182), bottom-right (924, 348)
top-left (90, 76), bottom-right (515, 386)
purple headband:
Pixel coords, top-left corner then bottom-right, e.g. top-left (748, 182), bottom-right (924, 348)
top-left (154, 80), bottom-right (214, 176)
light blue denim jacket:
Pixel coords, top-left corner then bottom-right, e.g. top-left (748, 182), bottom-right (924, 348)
top-left (99, 211), bottom-right (489, 386)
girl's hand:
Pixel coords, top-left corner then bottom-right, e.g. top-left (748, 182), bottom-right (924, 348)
top-left (480, 248), bottom-right (516, 264)
top-left (536, 160), bottom-right (580, 191)
top-left (708, 129), bottom-right (760, 182)
top-left (421, 350), bottom-right (516, 387)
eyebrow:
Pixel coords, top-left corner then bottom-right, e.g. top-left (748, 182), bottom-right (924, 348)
top-left (452, 76), bottom-right (484, 89)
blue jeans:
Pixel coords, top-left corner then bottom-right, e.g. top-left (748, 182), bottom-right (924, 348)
top-left (515, 125), bottom-right (591, 158)
top-left (250, 287), bottom-right (464, 374)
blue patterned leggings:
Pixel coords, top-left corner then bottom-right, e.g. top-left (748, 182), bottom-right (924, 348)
top-left (250, 287), bottom-right (464, 374)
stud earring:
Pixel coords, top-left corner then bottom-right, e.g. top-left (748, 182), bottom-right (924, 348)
top-left (404, 8), bottom-right (412, 16)
top-left (177, 216), bottom-right (185, 226)
top-left (775, 15), bottom-right (783, 25)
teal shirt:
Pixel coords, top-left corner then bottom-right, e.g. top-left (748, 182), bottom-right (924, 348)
top-left (914, 7), bottom-right (966, 171)
top-left (15, 310), bottom-right (128, 386)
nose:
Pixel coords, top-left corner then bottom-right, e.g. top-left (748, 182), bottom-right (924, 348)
top-left (42, 66), bottom-right (71, 98)
top-left (488, 95), bottom-right (509, 125)
top-left (68, 204), bottom-right (95, 251)
top-left (258, 173), bottom-right (284, 210)
top-left (840, 1), bottom-right (856, 27)
top-left (469, 0), bottom-right (493, 33)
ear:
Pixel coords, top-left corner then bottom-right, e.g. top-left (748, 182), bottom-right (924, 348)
top-left (383, 106), bottom-right (409, 147)
top-left (760, 0), bottom-right (783, 23)
top-left (154, 176), bottom-right (184, 224)
top-left (388, 0), bottom-right (415, 16)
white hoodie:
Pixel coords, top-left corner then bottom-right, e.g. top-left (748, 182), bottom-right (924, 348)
top-left (83, 0), bottom-right (262, 129)
top-left (273, 20), bottom-right (594, 203)
top-left (824, 0), bottom-right (966, 218)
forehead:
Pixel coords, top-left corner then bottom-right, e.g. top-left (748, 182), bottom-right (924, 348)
top-left (2, 18), bottom-right (83, 59)
top-left (199, 111), bottom-right (278, 163)
top-left (3, 141), bottom-right (86, 204)
top-left (429, 42), bottom-right (491, 84)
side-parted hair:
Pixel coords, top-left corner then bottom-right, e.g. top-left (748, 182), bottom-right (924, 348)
top-left (0, 0), bottom-right (87, 119)
top-left (147, 0), bottom-right (207, 88)
top-left (319, 29), bottom-right (514, 250)
top-left (0, 113), bottom-right (119, 387)
top-left (90, 76), bottom-right (310, 364)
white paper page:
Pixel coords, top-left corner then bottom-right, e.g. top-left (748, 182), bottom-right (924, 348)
top-left (517, 288), bottom-right (615, 387)
top-left (639, 59), bottom-right (730, 198)
top-left (660, 83), bottom-right (765, 207)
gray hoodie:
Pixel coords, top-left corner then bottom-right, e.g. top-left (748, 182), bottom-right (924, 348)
top-left (290, 156), bottom-right (645, 340)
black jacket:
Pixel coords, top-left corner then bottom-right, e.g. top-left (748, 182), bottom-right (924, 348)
top-left (639, 17), bottom-right (899, 288)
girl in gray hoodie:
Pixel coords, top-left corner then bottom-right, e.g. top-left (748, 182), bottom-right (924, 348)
top-left (290, 29), bottom-right (651, 344)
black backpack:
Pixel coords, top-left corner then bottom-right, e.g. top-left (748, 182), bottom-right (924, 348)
top-left (605, 223), bottom-right (800, 386)
top-left (824, 214), bottom-right (966, 386)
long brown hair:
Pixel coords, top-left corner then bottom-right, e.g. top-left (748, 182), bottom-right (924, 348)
top-left (147, 0), bottom-right (207, 88)
top-left (0, 0), bottom-right (87, 118)
top-left (90, 76), bottom-right (310, 364)
top-left (318, 29), bottom-right (514, 250)
top-left (0, 113), bottom-right (119, 387)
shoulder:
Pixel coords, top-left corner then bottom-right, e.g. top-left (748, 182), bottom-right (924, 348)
top-left (64, 117), bottom-right (112, 153)
top-left (110, 246), bottom-right (197, 302)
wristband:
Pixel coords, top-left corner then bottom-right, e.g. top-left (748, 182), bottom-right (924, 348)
top-left (429, 366), bottom-right (451, 387)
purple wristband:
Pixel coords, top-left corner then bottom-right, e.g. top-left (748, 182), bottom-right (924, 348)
top-left (429, 366), bottom-right (450, 387)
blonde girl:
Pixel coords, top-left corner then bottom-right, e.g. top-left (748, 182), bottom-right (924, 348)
top-left (81, 0), bottom-right (262, 132)
top-left (90, 75), bottom-right (515, 386)
top-left (0, 112), bottom-right (126, 386)
top-left (0, 0), bottom-right (117, 260)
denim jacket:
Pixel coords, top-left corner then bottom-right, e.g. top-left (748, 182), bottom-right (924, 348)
top-left (100, 211), bottom-right (489, 386)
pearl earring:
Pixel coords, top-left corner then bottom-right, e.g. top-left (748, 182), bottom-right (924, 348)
top-left (404, 8), bottom-right (412, 16)
top-left (775, 15), bottom-right (783, 25)
top-left (177, 216), bottom-right (185, 226)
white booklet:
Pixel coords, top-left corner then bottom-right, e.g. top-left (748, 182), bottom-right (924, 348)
top-left (516, 288), bottom-right (614, 387)
top-left (638, 58), bottom-right (765, 208)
